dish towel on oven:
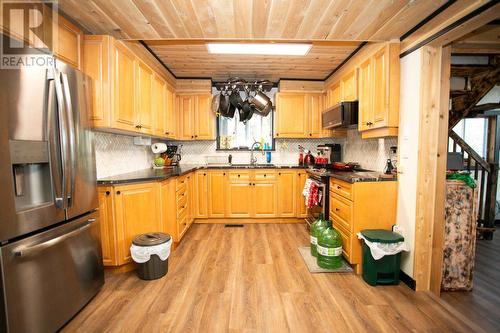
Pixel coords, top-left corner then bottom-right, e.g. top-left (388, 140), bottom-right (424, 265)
top-left (307, 182), bottom-right (319, 208)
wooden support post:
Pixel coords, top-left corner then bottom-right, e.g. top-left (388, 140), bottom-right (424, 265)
top-left (414, 45), bottom-right (451, 295)
top-left (483, 116), bottom-right (499, 239)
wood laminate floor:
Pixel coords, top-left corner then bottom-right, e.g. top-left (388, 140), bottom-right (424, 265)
top-left (441, 229), bottom-right (500, 333)
top-left (63, 224), bottom-right (487, 332)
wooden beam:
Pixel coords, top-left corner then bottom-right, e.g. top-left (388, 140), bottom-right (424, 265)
top-left (414, 45), bottom-right (450, 295)
top-left (450, 64), bottom-right (494, 77)
top-left (449, 66), bottom-right (500, 129)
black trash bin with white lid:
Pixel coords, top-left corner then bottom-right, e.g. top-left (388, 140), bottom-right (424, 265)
top-left (130, 232), bottom-right (172, 280)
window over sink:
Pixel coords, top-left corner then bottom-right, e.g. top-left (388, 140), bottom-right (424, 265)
top-left (216, 88), bottom-right (275, 151)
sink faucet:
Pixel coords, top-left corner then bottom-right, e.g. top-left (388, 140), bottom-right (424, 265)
top-left (250, 141), bottom-right (262, 165)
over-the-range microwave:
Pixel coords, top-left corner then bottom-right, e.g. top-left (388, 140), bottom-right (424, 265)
top-left (322, 101), bottom-right (359, 129)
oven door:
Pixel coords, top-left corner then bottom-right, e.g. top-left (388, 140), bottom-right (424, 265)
top-left (305, 179), bottom-right (328, 228)
top-left (0, 211), bottom-right (104, 333)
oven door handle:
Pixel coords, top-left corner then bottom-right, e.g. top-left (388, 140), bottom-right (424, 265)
top-left (12, 219), bottom-right (95, 257)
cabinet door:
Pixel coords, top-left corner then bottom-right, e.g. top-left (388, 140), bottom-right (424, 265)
top-left (254, 181), bottom-right (278, 217)
top-left (161, 179), bottom-right (178, 241)
top-left (372, 47), bottom-right (389, 128)
top-left (275, 93), bottom-right (308, 138)
top-left (227, 181), bottom-right (253, 218)
top-left (277, 171), bottom-right (296, 217)
top-left (195, 171), bottom-right (208, 218)
top-left (358, 58), bottom-right (373, 131)
top-left (327, 83), bottom-right (341, 107)
top-left (164, 85), bottom-right (176, 138)
top-left (195, 94), bottom-right (215, 140)
top-left (113, 42), bottom-right (137, 132)
top-left (178, 95), bottom-right (195, 140)
top-left (308, 93), bottom-right (323, 138)
top-left (340, 70), bottom-right (357, 101)
top-left (54, 15), bottom-right (82, 69)
top-left (152, 74), bottom-right (166, 137)
top-left (83, 35), bottom-right (111, 128)
top-left (114, 183), bottom-right (160, 264)
top-left (98, 187), bottom-right (117, 266)
top-left (136, 61), bottom-right (154, 135)
top-left (208, 171), bottom-right (226, 217)
top-left (296, 171), bottom-right (308, 218)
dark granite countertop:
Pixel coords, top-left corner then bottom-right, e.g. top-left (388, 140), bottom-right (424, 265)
top-left (97, 164), bottom-right (306, 185)
top-left (306, 169), bottom-right (397, 183)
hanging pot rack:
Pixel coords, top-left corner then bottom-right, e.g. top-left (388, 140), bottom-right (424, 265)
top-left (213, 78), bottom-right (274, 92)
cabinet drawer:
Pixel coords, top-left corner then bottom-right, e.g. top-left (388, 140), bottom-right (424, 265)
top-left (254, 170), bottom-right (277, 181)
top-left (330, 178), bottom-right (352, 200)
top-left (177, 210), bottom-right (189, 238)
top-left (329, 192), bottom-right (353, 232)
top-left (334, 222), bottom-right (351, 260)
top-left (177, 195), bottom-right (188, 217)
top-left (176, 187), bottom-right (188, 201)
top-left (228, 171), bottom-right (250, 182)
top-left (176, 176), bottom-right (188, 191)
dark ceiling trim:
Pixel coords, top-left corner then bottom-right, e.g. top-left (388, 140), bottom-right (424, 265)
top-left (323, 42), bottom-right (367, 81)
top-left (400, 0), bottom-right (499, 59)
top-left (400, 0), bottom-right (457, 42)
top-left (139, 40), bottom-right (178, 79)
top-left (278, 78), bottom-right (325, 82)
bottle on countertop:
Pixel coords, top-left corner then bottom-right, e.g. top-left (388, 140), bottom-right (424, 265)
top-left (304, 150), bottom-right (315, 166)
top-left (298, 145), bottom-right (304, 166)
top-left (384, 159), bottom-right (394, 175)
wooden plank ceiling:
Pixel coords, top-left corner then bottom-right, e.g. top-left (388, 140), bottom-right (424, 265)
top-left (58, 0), bottom-right (449, 80)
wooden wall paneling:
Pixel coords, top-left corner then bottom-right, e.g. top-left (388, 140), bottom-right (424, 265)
top-left (414, 45), bottom-right (450, 294)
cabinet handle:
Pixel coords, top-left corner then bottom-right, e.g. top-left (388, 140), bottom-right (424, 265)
top-left (223, 173), bottom-right (226, 176)
top-left (135, 125), bottom-right (142, 129)
top-left (195, 135), bottom-right (198, 138)
top-left (203, 173), bottom-right (206, 176)
top-left (253, 183), bottom-right (255, 186)
top-left (165, 131), bottom-right (170, 135)
top-left (337, 185), bottom-right (341, 190)
top-left (335, 208), bottom-right (340, 212)
top-left (264, 174), bottom-right (266, 177)
top-left (276, 133), bottom-right (279, 137)
top-left (249, 183), bottom-right (251, 186)
top-left (116, 191), bottom-right (121, 195)
top-left (238, 174), bottom-right (240, 177)
top-left (105, 191), bottom-right (110, 196)
top-left (309, 133), bottom-right (312, 136)
top-left (278, 173), bottom-right (281, 176)
top-left (366, 121), bottom-right (373, 126)
top-left (191, 135), bottom-right (194, 139)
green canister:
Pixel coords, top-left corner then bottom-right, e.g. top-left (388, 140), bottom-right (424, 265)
top-left (310, 214), bottom-right (330, 257)
top-left (317, 224), bottom-right (343, 269)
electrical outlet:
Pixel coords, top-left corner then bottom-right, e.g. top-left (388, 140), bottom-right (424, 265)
top-left (393, 225), bottom-right (405, 236)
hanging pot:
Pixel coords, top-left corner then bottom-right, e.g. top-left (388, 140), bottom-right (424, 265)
top-left (251, 90), bottom-right (272, 116)
top-left (218, 92), bottom-right (232, 118)
top-left (211, 93), bottom-right (221, 115)
top-left (229, 90), bottom-right (244, 110)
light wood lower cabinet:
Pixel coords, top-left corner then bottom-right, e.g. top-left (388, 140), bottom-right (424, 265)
top-left (253, 181), bottom-right (278, 217)
top-left (277, 170), bottom-right (296, 217)
top-left (98, 187), bottom-right (117, 266)
top-left (113, 182), bottom-right (161, 265)
top-left (329, 178), bottom-right (397, 274)
top-left (194, 171), bottom-right (208, 218)
top-left (208, 171), bottom-right (227, 218)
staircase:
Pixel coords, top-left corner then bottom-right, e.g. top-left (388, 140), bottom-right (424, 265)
top-left (448, 56), bottom-right (500, 240)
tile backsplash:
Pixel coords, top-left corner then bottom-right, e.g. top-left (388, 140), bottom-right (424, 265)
top-left (94, 130), bottom-right (397, 179)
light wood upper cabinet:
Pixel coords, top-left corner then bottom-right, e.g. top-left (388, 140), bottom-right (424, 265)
top-left (176, 93), bottom-right (215, 141)
top-left (277, 171), bottom-right (296, 217)
top-left (357, 43), bottom-right (400, 138)
top-left (208, 171), bottom-right (227, 218)
top-left (83, 35), bottom-right (111, 128)
top-left (54, 15), bottom-right (83, 69)
top-left (136, 61), bottom-right (154, 135)
top-left (327, 83), bottom-right (341, 107)
top-left (195, 94), bottom-right (215, 140)
top-left (113, 42), bottom-right (137, 133)
top-left (275, 93), bottom-right (308, 138)
top-left (358, 58), bottom-right (373, 132)
top-left (152, 74), bottom-right (166, 137)
top-left (276, 92), bottom-right (344, 138)
top-left (164, 85), bottom-right (176, 139)
top-left (340, 70), bottom-right (357, 101)
top-left (83, 35), bottom-right (176, 138)
top-left (113, 182), bottom-right (161, 264)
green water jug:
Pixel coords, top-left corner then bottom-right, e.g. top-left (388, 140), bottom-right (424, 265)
top-left (310, 214), bottom-right (330, 257)
top-left (317, 224), bottom-right (343, 269)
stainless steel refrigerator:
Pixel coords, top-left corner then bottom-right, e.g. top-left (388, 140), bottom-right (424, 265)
top-left (0, 44), bottom-right (104, 332)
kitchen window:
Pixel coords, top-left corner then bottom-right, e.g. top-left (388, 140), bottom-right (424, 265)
top-left (216, 89), bottom-right (275, 151)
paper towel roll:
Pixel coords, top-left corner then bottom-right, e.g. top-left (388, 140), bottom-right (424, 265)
top-left (151, 143), bottom-right (167, 154)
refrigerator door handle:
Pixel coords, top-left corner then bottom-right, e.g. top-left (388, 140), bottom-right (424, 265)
top-left (61, 72), bottom-right (76, 207)
top-left (47, 78), bottom-right (64, 209)
top-left (48, 69), bottom-right (68, 209)
top-left (12, 219), bottom-right (95, 257)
